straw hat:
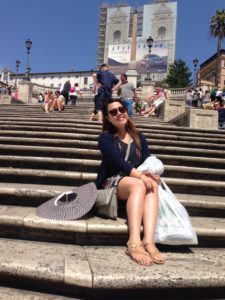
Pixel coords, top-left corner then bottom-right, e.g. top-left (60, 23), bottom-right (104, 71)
top-left (36, 182), bottom-right (97, 220)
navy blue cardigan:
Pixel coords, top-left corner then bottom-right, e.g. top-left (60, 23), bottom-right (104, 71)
top-left (95, 132), bottom-right (150, 189)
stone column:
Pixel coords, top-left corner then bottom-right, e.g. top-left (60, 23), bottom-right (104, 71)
top-left (18, 81), bottom-right (33, 104)
top-left (126, 10), bottom-right (138, 88)
top-left (140, 80), bottom-right (155, 102)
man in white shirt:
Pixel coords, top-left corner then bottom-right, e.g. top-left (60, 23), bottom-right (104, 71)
top-left (112, 73), bottom-right (137, 117)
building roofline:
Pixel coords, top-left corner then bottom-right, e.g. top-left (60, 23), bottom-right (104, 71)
top-left (12, 70), bottom-right (95, 76)
top-left (200, 49), bottom-right (225, 68)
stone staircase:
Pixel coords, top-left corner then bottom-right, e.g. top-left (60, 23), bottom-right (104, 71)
top-left (0, 101), bottom-right (225, 299)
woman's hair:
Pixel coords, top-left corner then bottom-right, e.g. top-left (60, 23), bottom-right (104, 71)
top-left (102, 99), bottom-right (141, 150)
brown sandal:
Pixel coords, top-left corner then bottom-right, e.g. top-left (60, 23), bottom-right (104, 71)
top-left (125, 243), bottom-right (153, 266)
top-left (143, 243), bottom-right (166, 264)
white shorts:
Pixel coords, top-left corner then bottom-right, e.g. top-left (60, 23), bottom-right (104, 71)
top-left (154, 98), bottom-right (164, 108)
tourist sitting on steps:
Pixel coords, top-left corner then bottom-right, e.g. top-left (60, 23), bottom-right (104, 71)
top-left (96, 98), bottom-right (166, 266)
top-left (43, 90), bottom-right (54, 113)
top-left (142, 87), bottom-right (166, 117)
top-left (49, 90), bottom-right (65, 112)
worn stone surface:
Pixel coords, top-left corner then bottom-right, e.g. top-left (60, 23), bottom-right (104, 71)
top-left (192, 217), bottom-right (225, 237)
top-left (85, 246), bottom-right (225, 289)
top-left (0, 239), bottom-right (224, 291)
top-left (65, 256), bottom-right (92, 288)
top-left (0, 205), bottom-right (225, 242)
top-left (24, 212), bottom-right (87, 233)
top-left (86, 216), bottom-right (128, 233)
top-left (0, 287), bottom-right (73, 300)
top-left (0, 205), bottom-right (33, 225)
top-left (0, 239), bottom-right (84, 284)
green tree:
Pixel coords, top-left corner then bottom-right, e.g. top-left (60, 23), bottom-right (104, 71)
top-left (163, 59), bottom-right (192, 88)
top-left (210, 9), bottom-right (225, 88)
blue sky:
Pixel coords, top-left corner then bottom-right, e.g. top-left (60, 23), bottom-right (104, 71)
top-left (1, 0), bottom-right (225, 77)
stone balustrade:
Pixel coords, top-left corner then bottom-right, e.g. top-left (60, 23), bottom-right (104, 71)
top-left (170, 87), bottom-right (186, 98)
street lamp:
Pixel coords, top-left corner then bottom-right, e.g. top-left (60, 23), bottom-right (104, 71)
top-left (25, 38), bottom-right (32, 80)
top-left (145, 36), bottom-right (154, 80)
top-left (193, 58), bottom-right (199, 87)
top-left (15, 59), bottom-right (20, 88)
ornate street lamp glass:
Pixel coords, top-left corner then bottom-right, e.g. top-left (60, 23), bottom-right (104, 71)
top-left (16, 59), bottom-right (20, 69)
top-left (25, 38), bottom-right (32, 50)
top-left (193, 58), bottom-right (199, 68)
top-left (147, 36), bottom-right (154, 49)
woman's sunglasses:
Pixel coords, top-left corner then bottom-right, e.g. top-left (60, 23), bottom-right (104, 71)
top-left (108, 106), bottom-right (126, 117)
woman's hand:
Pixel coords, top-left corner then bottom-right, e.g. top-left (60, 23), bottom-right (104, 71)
top-left (139, 174), bottom-right (157, 192)
top-left (146, 173), bottom-right (160, 184)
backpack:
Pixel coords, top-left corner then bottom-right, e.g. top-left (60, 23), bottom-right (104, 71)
top-left (70, 86), bottom-right (76, 93)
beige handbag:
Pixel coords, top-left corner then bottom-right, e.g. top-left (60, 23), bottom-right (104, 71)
top-left (95, 139), bottom-right (132, 219)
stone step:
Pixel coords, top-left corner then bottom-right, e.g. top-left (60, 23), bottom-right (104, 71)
top-left (0, 238), bottom-right (224, 299)
top-left (0, 135), bottom-right (225, 153)
top-left (0, 183), bottom-right (224, 217)
top-left (0, 155), bottom-right (224, 182)
top-left (0, 205), bottom-right (224, 246)
top-left (0, 166), bottom-right (224, 195)
top-left (1, 143), bottom-right (225, 161)
top-left (1, 126), bottom-right (225, 146)
top-left (1, 118), bottom-right (225, 139)
top-left (0, 287), bottom-right (73, 300)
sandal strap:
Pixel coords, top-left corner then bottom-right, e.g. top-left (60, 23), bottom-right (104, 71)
top-left (143, 243), bottom-right (160, 255)
top-left (127, 244), bottom-right (149, 257)
top-left (143, 242), bottom-right (165, 264)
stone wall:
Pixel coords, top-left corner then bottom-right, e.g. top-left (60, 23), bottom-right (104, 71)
top-left (0, 95), bottom-right (11, 104)
top-left (159, 97), bottom-right (185, 122)
top-left (171, 108), bottom-right (219, 130)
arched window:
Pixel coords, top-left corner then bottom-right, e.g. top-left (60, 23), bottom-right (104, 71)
top-left (113, 30), bottom-right (121, 43)
top-left (158, 27), bottom-right (166, 38)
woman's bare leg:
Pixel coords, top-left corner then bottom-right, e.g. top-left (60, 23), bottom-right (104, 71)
top-left (142, 183), bottom-right (166, 263)
top-left (118, 177), bottom-right (152, 265)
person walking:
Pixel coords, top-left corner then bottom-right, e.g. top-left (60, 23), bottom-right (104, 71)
top-left (96, 98), bottom-right (166, 266)
top-left (61, 80), bottom-right (71, 105)
top-left (93, 63), bottom-right (119, 122)
top-left (112, 73), bottom-right (137, 117)
top-left (70, 83), bottom-right (82, 106)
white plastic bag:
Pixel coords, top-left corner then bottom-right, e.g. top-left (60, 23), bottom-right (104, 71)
top-left (137, 155), bottom-right (164, 176)
top-left (155, 179), bottom-right (198, 245)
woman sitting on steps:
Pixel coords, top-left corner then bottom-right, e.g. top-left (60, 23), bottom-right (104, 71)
top-left (96, 98), bottom-right (166, 266)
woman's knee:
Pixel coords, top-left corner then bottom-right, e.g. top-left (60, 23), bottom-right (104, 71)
top-left (126, 178), bottom-right (147, 197)
top-left (117, 177), bottom-right (146, 199)
top-left (131, 178), bottom-right (146, 192)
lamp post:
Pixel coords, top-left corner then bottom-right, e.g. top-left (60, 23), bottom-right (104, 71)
top-left (25, 38), bottom-right (32, 80)
top-left (145, 36), bottom-right (154, 80)
top-left (15, 59), bottom-right (20, 88)
top-left (193, 58), bottom-right (199, 88)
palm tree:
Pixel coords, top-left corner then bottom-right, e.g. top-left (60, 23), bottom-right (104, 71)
top-left (210, 9), bottom-right (225, 88)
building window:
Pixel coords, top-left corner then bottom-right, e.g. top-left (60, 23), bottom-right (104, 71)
top-left (84, 77), bottom-right (88, 85)
top-left (113, 30), bottom-right (121, 43)
top-left (158, 27), bottom-right (166, 39)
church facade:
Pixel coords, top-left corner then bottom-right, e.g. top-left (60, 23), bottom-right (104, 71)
top-left (97, 0), bottom-right (177, 83)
